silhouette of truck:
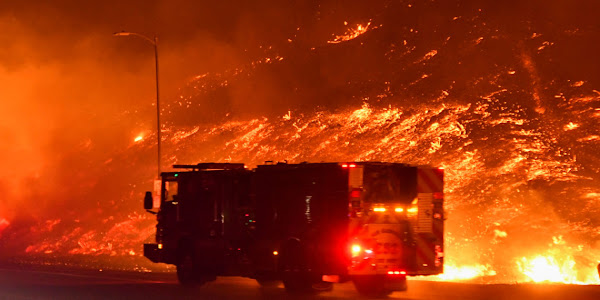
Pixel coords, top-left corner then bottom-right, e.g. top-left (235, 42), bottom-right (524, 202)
top-left (143, 162), bottom-right (444, 296)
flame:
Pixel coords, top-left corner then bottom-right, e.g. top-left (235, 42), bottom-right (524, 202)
top-left (517, 255), bottom-right (599, 284)
top-left (516, 238), bottom-right (600, 285)
top-left (438, 264), bottom-right (497, 281)
top-left (134, 135), bottom-right (143, 142)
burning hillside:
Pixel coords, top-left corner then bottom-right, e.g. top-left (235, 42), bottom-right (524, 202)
top-left (1, 0), bottom-right (600, 284)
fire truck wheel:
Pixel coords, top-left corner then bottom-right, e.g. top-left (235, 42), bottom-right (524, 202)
top-left (282, 272), bottom-right (312, 293)
top-left (176, 246), bottom-right (213, 286)
top-left (279, 240), bottom-right (312, 293)
top-left (352, 275), bottom-right (393, 297)
top-left (176, 250), bottom-right (199, 286)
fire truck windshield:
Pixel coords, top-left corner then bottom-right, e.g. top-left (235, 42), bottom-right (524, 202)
top-left (163, 180), bottom-right (178, 202)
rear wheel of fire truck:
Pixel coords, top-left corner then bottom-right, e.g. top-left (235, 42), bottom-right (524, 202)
top-left (352, 275), bottom-right (394, 297)
top-left (279, 239), bottom-right (329, 293)
top-left (176, 250), bottom-right (198, 286)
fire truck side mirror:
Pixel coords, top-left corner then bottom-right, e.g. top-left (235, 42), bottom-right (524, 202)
top-left (144, 191), bottom-right (154, 210)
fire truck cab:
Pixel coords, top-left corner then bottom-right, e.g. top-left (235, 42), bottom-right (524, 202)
top-left (143, 162), bottom-right (444, 296)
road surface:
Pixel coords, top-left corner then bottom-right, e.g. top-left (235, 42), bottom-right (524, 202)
top-left (0, 265), bottom-right (599, 300)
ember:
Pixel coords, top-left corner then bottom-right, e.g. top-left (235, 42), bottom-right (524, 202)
top-left (328, 21), bottom-right (373, 44)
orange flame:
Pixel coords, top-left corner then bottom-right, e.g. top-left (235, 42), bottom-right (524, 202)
top-left (517, 252), bottom-right (600, 284)
top-left (437, 264), bottom-right (496, 281)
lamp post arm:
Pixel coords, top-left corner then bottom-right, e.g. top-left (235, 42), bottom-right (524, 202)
top-left (114, 31), bottom-right (156, 45)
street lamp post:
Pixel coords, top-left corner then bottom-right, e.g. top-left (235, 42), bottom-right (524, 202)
top-left (114, 31), bottom-right (161, 177)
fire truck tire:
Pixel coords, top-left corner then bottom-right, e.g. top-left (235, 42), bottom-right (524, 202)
top-left (279, 239), bottom-right (315, 293)
top-left (176, 250), bottom-right (200, 286)
top-left (282, 272), bottom-right (312, 293)
top-left (176, 244), bottom-right (214, 287)
top-left (352, 275), bottom-right (393, 297)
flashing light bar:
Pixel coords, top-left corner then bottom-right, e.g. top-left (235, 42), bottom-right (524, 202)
top-left (394, 207), bottom-right (404, 213)
top-left (407, 207), bottom-right (418, 214)
top-left (373, 207), bottom-right (386, 212)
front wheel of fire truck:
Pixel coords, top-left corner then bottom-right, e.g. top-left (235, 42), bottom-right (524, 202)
top-left (176, 250), bottom-right (198, 286)
top-left (176, 244), bottom-right (215, 287)
top-left (352, 275), bottom-right (404, 297)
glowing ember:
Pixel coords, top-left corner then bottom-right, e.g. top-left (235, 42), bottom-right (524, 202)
top-left (328, 22), bottom-right (373, 44)
top-left (24, 213), bottom-right (154, 257)
top-left (563, 122), bottom-right (579, 131)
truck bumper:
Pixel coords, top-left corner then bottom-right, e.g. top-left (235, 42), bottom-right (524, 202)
top-left (143, 243), bottom-right (162, 263)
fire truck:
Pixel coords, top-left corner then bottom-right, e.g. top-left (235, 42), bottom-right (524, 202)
top-left (143, 162), bottom-right (444, 296)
